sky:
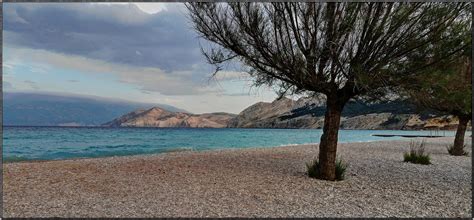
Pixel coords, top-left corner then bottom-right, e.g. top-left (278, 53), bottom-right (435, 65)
top-left (3, 3), bottom-right (278, 114)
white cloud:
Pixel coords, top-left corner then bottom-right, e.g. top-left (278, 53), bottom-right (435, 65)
top-left (29, 65), bottom-right (49, 74)
top-left (2, 3), bottom-right (279, 113)
top-left (4, 3), bottom-right (201, 73)
top-left (212, 71), bottom-right (250, 81)
top-left (23, 80), bottom-right (40, 90)
top-left (134, 3), bottom-right (169, 14)
top-left (93, 2), bottom-right (173, 15)
top-left (3, 81), bottom-right (14, 90)
top-left (3, 63), bottom-right (14, 70)
top-left (3, 58), bottom-right (22, 71)
top-left (7, 46), bottom-right (217, 96)
top-left (4, 8), bottom-right (29, 24)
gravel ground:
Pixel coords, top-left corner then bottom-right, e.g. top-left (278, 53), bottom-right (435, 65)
top-left (3, 137), bottom-right (472, 218)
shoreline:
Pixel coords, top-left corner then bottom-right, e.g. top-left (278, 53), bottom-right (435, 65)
top-left (3, 125), bottom-right (472, 131)
top-left (2, 137), bottom-right (453, 164)
top-left (4, 142), bottom-right (317, 164)
top-left (4, 137), bottom-right (471, 217)
top-left (4, 125), bottom-right (468, 131)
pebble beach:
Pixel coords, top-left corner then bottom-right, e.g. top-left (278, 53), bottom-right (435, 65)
top-left (3, 137), bottom-right (472, 218)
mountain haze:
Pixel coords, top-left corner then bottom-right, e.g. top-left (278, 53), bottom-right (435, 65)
top-left (3, 92), bottom-right (188, 126)
top-left (5, 92), bottom-right (462, 130)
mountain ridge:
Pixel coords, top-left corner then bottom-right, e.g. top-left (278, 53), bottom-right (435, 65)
top-left (102, 107), bottom-right (236, 128)
top-left (104, 97), bottom-right (463, 130)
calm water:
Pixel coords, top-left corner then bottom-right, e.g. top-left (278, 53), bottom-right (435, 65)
top-left (3, 126), bottom-right (458, 162)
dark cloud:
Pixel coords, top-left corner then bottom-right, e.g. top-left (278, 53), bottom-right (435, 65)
top-left (4, 3), bottom-right (204, 73)
top-left (68, 79), bottom-right (79, 83)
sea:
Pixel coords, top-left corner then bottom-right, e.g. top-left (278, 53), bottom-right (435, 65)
top-left (3, 126), bottom-right (459, 162)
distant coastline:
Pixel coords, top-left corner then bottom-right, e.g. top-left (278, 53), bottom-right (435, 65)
top-left (95, 98), bottom-right (469, 130)
top-left (5, 93), bottom-right (466, 130)
top-left (2, 124), bottom-right (465, 131)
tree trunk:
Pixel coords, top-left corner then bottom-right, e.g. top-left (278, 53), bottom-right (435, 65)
top-left (318, 98), bottom-right (344, 181)
top-left (452, 115), bottom-right (470, 156)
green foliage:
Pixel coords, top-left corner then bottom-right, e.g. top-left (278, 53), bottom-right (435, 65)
top-left (306, 159), bottom-right (320, 178)
top-left (306, 157), bottom-right (348, 181)
top-left (188, 2), bottom-right (469, 99)
top-left (403, 140), bottom-right (431, 165)
top-left (397, 3), bottom-right (472, 118)
top-left (404, 153), bottom-right (431, 165)
top-left (447, 144), bottom-right (469, 156)
top-left (335, 158), bottom-right (348, 180)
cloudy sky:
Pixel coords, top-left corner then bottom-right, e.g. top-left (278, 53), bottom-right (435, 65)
top-left (3, 3), bottom-right (278, 114)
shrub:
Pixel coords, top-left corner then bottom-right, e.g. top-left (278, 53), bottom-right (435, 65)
top-left (335, 158), bottom-right (348, 180)
top-left (403, 140), bottom-right (431, 165)
top-left (306, 159), bottom-right (320, 178)
top-left (306, 157), bottom-right (348, 181)
top-left (447, 144), bottom-right (469, 156)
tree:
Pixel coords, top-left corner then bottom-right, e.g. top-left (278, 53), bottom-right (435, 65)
top-left (399, 8), bottom-right (471, 155)
top-left (186, 2), bottom-right (468, 180)
top-left (411, 58), bottom-right (471, 156)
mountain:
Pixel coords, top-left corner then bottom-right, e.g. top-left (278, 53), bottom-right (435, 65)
top-left (102, 107), bottom-right (236, 128)
top-left (3, 92), bottom-right (188, 126)
top-left (101, 96), bottom-right (462, 130)
top-left (227, 97), bottom-right (458, 130)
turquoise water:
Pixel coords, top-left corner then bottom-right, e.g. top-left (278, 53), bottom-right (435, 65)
top-left (3, 126), bottom-right (457, 162)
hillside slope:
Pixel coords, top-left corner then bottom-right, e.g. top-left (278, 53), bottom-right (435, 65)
top-left (228, 97), bottom-right (460, 130)
top-left (103, 107), bottom-right (236, 128)
top-left (104, 97), bottom-right (464, 130)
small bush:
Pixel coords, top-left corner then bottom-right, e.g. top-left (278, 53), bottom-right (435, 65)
top-left (306, 159), bottom-right (320, 178)
top-left (306, 157), bottom-right (348, 181)
top-left (403, 140), bottom-right (431, 165)
top-left (447, 144), bottom-right (469, 156)
top-left (335, 158), bottom-right (348, 180)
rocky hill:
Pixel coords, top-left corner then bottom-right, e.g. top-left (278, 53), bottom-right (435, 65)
top-left (227, 97), bottom-right (461, 130)
top-left (102, 107), bottom-right (236, 128)
top-left (105, 97), bottom-right (465, 130)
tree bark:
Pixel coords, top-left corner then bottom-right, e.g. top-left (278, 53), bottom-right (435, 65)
top-left (451, 115), bottom-right (470, 156)
top-left (318, 98), bottom-right (344, 181)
